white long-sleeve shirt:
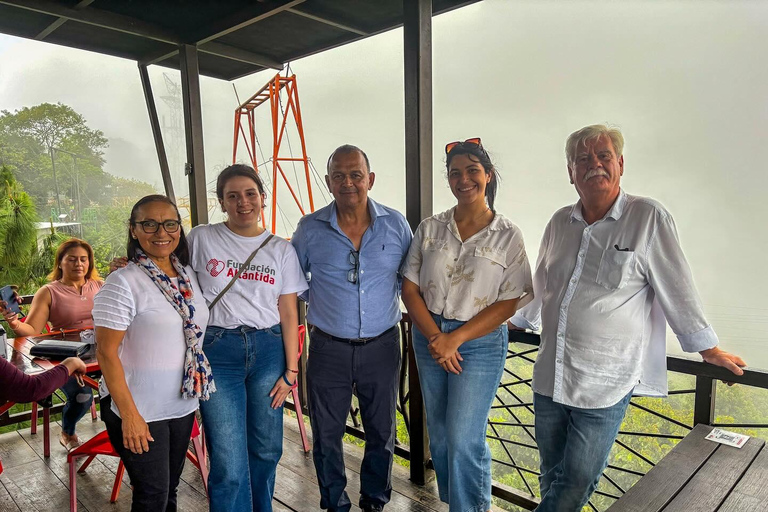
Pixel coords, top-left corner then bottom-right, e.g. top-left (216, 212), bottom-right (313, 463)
top-left (511, 190), bottom-right (718, 409)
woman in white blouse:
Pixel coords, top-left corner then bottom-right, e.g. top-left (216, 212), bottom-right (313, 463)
top-left (401, 138), bottom-right (533, 512)
top-left (94, 195), bottom-right (213, 512)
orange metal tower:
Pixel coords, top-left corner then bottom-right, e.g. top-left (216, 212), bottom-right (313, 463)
top-left (233, 73), bottom-right (316, 234)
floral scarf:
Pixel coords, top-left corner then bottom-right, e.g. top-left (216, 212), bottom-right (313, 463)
top-left (134, 248), bottom-right (215, 400)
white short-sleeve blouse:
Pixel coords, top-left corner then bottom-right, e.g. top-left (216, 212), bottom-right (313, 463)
top-left (402, 207), bottom-right (533, 321)
top-left (93, 262), bottom-right (209, 423)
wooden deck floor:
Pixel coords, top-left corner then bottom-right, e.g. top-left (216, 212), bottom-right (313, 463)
top-left (0, 413), bottom-right (457, 511)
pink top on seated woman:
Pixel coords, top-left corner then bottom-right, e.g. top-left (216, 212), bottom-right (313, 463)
top-left (0, 238), bottom-right (103, 450)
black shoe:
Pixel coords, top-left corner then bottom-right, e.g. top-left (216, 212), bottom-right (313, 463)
top-left (362, 506), bottom-right (384, 512)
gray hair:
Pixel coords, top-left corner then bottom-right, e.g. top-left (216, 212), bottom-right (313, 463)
top-left (565, 124), bottom-right (625, 165)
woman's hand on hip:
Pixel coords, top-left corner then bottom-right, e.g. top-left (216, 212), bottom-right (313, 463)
top-left (269, 372), bottom-right (295, 409)
top-left (121, 411), bottom-right (154, 454)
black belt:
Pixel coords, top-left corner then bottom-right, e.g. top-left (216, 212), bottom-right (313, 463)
top-left (312, 325), bottom-right (397, 345)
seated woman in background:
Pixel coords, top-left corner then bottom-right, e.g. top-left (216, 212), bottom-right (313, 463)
top-left (93, 194), bottom-right (213, 512)
top-left (0, 238), bottom-right (102, 451)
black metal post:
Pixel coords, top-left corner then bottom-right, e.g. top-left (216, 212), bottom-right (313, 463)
top-left (404, 0), bottom-right (433, 232)
top-left (139, 63), bottom-right (175, 203)
top-left (403, 0), bottom-right (433, 485)
top-left (179, 44), bottom-right (208, 226)
top-left (693, 376), bottom-right (716, 426)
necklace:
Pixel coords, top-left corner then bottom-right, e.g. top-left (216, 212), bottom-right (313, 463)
top-left (455, 206), bottom-right (491, 224)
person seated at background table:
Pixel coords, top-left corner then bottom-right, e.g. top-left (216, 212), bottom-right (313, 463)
top-left (93, 195), bottom-right (213, 512)
top-left (0, 238), bottom-right (102, 451)
top-left (401, 138), bottom-right (533, 512)
top-left (1, 355), bottom-right (86, 404)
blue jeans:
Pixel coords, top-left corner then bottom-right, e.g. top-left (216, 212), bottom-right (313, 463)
top-left (413, 313), bottom-right (508, 512)
top-left (533, 391), bottom-right (633, 512)
top-left (199, 325), bottom-right (286, 512)
top-left (61, 376), bottom-right (93, 436)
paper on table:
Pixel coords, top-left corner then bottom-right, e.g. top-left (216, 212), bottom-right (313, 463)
top-left (705, 428), bottom-right (749, 448)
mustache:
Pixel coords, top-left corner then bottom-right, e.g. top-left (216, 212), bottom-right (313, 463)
top-left (584, 169), bottom-right (610, 180)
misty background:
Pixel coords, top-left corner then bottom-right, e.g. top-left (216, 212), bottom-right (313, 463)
top-left (1, 0), bottom-right (766, 367)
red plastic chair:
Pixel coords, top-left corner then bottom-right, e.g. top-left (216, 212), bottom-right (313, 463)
top-left (67, 417), bottom-right (208, 512)
top-left (291, 325), bottom-right (311, 453)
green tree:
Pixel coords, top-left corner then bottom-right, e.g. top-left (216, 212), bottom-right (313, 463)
top-left (0, 166), bottom-right (38, 286)
top-left (0, 103), bottom-right (108, 214)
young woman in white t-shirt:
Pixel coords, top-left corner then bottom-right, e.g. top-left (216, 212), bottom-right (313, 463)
top-left (94, 195), bottom-right (213, 511)
top-left (401, 139), bottom-right (533, 512)
top-left (191, 165), bottom-right (308, 512)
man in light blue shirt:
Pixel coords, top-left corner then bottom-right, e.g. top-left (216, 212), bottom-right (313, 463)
top-left (291, 144), bottom-right (412, 512)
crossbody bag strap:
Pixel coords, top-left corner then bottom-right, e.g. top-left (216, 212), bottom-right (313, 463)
top-left (208, 233), bottom-right (274, 310)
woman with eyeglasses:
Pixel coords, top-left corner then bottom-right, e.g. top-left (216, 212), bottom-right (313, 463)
top-left (94, 195), bottom-right (213, 511)
top-left (401, 138), bottom-right (534, 512)
top-left (0, 238), bottom-right (102, 451)
top-left (189, 164), bottom-right (307, 512)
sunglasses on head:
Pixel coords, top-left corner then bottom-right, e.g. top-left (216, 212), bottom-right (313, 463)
top-left (445, 137), bottom-right (483, 155)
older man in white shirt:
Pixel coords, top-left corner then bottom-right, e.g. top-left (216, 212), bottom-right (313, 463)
top-left (510, 124), bottom-right (746, 512)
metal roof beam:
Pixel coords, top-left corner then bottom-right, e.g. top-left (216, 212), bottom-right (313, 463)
top-left (34, 0), bottom-right (95, 41)
top-left (140, 43), bottom-right (282, 71)
top-left (190, 0), bottom-right (307, 45)
top-left (286, 8), bottom-right (368, 36)
top-left (199, 42), bottom-right (282, 70)
top-left (0, 0), bottom-right (181, 44)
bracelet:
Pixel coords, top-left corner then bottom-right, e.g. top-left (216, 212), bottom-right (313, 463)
top-left (281, 373), bottom-right (295, 386)
top-left (286, 368), bottom-right (299, 374)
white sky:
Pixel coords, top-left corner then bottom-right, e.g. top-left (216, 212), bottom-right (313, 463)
top-left (1, 0), bottom-right (767, 365)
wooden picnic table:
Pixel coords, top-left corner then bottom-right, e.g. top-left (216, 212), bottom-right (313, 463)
top-left (2, 331), bottom-right (99, 457)
top-left (608, 423), bottom-right (768, 511)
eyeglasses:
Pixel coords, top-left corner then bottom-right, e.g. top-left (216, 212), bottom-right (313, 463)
top-left (445, 137), bottom-right (483, 155)
top-left (347, 250), bottom-right (359, 284)
top-left (133, 220), bottom-right (181, 234)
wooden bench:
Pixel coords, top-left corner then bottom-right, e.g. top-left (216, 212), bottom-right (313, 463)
top-left (608, 424), bottom-right (768, 511)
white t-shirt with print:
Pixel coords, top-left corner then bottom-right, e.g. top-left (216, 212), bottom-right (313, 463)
top-left (187, 223), bottom-right (308, 329)
top-left (92, 262), bottom-right (209, 423)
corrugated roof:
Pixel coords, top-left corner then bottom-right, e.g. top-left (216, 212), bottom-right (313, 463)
top-left (0, 0), bottom-right (482, 80)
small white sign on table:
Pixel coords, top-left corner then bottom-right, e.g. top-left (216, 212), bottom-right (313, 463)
top-left (705, 428), bottom-right (750, 448)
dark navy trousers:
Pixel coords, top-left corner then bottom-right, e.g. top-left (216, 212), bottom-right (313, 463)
top-left (307, 326), bottom-right (401, 512)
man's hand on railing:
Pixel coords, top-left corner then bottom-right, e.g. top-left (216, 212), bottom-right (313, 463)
top-left (699, 346), bottom-right (747, 386)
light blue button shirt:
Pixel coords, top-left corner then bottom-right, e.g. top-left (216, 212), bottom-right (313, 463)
top-left (291, 198), bottom-right (413, 339)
